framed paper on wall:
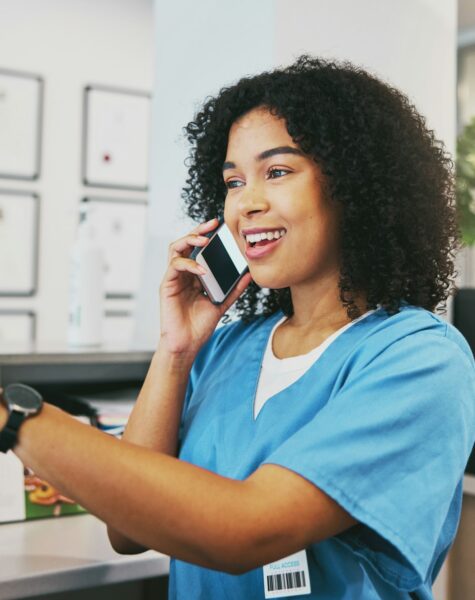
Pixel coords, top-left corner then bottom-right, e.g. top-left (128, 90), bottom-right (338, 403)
top-left (81, 197), bottom-right (147, 298)
top-left (82, 85), bottom-right (151, 190)
top-left (0, 190), bottom-right (39, 296)
top-left (0, 69), bottom-right (43, 180)
top-left (0, 310), bottom-right (36, 343)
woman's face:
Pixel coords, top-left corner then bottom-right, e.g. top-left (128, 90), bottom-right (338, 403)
top-left (223, 106), bottom-right (341, 291)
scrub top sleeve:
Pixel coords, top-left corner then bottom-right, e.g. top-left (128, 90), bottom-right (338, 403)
top-left (261, 331), bottom-right (475, 590)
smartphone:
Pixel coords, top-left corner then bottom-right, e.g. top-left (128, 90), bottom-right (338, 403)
top-left (190, 221), bottom-right (249, 304)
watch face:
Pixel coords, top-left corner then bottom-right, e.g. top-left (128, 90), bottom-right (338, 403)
top-left (4, 383), bottom-right (43, 415)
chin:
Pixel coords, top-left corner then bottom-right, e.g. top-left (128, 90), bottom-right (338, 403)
top-left (250, 272), bottom-right (290, 290)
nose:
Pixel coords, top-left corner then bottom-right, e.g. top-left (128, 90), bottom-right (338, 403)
top-left (238, 183), bottom-right (269, 216)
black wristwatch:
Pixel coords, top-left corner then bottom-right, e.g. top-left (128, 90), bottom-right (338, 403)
top-left (0, 383), bottom-right (43, 453)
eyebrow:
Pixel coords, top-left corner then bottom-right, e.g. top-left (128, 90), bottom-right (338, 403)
top-left (222, 145), bottom-right (304, 171)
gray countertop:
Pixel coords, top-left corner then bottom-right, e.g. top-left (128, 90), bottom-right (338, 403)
top-left (1, 479), bottom-right (473, 600)
top-left (464, 474), bottom-right (475, 496)
top-left (0, 342), bottom-right (154, 365)
top-left (0, 514), bottom-right (169, 600)
top-left (0, 345), bottom-right (154, 387)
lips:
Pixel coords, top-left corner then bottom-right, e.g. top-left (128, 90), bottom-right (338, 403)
top-left (244, 233), bottom-right (284, 259)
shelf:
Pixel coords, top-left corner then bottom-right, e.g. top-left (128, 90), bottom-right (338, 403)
top-left (0, 347), bottom-right (153, 387)
top-left (0, 342), bottom-right (153, 365)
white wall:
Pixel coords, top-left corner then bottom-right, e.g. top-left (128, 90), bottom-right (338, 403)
top-left (275, 0), bottom-right (456, 155)
top-left (273, 0), bottom-right (460, 322)
top-left (136, 0), bottom-right (457, 349)
top-left (133, 0), bottom-right (276, 348)
top-left (0, 0), bottom-right (153, 343)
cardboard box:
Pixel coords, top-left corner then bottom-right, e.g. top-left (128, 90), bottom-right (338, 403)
top-left (0, 452), bottom-right (86, 523)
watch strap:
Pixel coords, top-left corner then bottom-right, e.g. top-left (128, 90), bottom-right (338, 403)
top-left (0, 410), bottom-right (25, 453)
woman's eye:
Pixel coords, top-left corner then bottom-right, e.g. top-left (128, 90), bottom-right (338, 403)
top-left (225, 179), bottom-right (243, 189)
top-left (224, 168), bottom-right (289, 189)
top-left (267, 168), bottom-right (289, 179)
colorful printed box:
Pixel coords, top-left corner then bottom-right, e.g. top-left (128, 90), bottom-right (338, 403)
top-left (0, 452), bottom-right (86, 523)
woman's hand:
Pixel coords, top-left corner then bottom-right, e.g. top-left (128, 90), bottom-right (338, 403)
top-left (159, 218), bottom-right (252, 357)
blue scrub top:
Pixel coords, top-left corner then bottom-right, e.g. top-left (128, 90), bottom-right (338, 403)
top-left (170, 305), bottom-right (475, 600)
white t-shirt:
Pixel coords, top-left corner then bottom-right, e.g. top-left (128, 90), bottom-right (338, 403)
top-left (253, 310), bottom-right (375, 419)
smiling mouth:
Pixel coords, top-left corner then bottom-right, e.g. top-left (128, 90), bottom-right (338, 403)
top-left (245, 229), bottom-right (286, 248)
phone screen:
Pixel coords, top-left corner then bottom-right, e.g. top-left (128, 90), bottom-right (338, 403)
top-left (192, 223), bottom-right (248, 303)
top-left (200, 224), bottom-right (247, 294)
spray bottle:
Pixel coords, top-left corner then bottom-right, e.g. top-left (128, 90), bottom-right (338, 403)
top-left (68, 202), bottom-right (105, 346)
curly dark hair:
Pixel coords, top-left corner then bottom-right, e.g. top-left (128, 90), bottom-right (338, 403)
top-left (181, 54), bottom-right (460, 321)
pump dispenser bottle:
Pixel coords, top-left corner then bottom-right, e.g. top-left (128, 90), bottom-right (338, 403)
top-left (68, 203), bottom-right (105, 346)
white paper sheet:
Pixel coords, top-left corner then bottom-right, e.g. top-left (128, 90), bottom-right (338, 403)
top-left (0, 71), bottom-right (41, 179)
top-left (0, 192), bottom-right (37, 294)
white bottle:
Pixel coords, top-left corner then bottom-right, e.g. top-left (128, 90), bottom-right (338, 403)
top-left (68, 204), bottom-right (105, 346)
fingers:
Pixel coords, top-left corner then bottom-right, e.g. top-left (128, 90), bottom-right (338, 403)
top-left (192, 217), bottom-right (219, 236)
top-left (169, 234), bottom-right (210, 259)
top-left (168, 256), bottom-right (207, 277)
top-left (168, 218), bottom-right (219, 260)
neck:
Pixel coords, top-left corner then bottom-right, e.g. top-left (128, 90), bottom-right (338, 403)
top-left (286, 273), bottom-right (366, 334)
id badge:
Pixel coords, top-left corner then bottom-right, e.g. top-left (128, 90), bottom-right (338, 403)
top-left (263, 549), bottom-right (311, 598)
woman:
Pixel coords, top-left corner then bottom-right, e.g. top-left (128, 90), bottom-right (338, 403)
top-left (1, 55), bottom-right (474, 599)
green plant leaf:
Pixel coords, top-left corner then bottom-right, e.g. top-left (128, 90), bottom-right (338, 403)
top-left (457, 116), bottom-right (475, 246)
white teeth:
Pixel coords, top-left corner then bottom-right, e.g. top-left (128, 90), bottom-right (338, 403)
top-left (244, 229), bottom-right (286, 244)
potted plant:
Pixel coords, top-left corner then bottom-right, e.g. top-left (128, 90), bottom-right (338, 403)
top-left (455, 118), bottom-right (475, 476)
top-left (457, 116), bottom-right (475, 246)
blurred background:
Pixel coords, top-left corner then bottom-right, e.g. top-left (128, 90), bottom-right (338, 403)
top-left (0, 0), bottom-right (473, 351)
top-left (0, 1), bottom-right (474, 599)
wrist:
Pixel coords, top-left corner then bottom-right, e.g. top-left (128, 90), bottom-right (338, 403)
top-left (154, 336), bottom-right (198, 370)
top-left (156, 340), bottom-right (197, 371)
top-left (0, 384), bottom-right (44, 454)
